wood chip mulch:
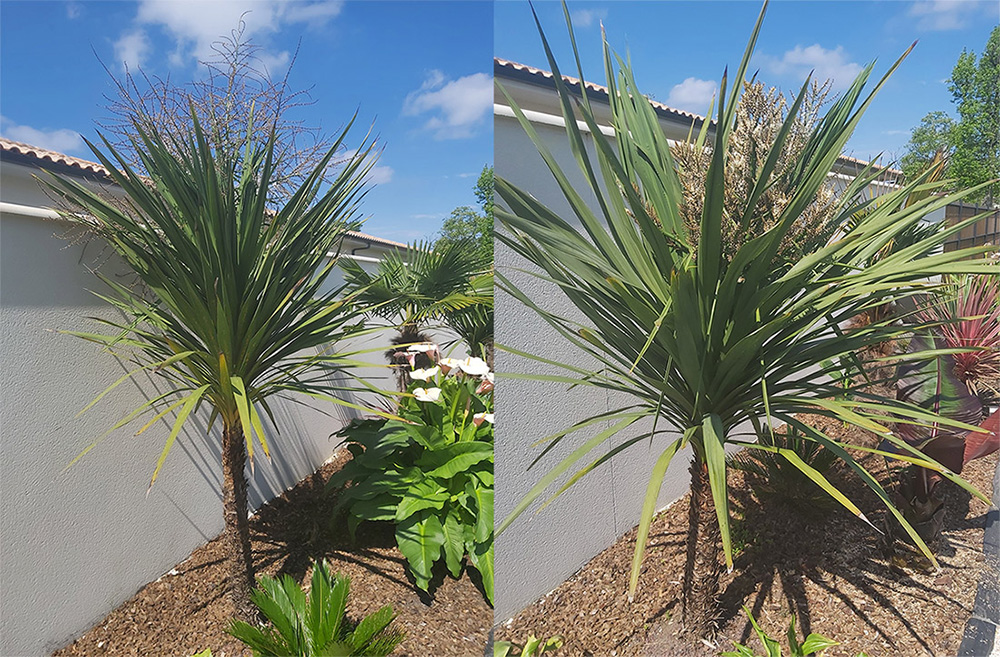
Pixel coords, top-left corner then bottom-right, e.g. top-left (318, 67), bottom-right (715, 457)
top-left (53, 449), bottom-right (492, 657)
top-left (496, 414), bottom-right (997, 657)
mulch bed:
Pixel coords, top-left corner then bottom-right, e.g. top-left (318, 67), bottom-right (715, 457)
top-left (496, 414), bottom-right (997, 657)
top-left (54, 449), bottom-right (492, 657)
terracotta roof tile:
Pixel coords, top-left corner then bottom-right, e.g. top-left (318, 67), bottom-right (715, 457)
top-left (0, 137), bottom-right (112, 178)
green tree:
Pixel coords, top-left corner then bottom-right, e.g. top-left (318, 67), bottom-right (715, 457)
top-left (496, 3), bottom-right (996, 639)
top-left (340, 239), bottom-right (493, 386)
top-left (437, 165), bottom-right (494, 262)
top-left (900, 111), bottom-right (955, 182)
top-left (949, 26), bottom-right (1000, 206)
top-left (48, 114), bottom-right (377, 621)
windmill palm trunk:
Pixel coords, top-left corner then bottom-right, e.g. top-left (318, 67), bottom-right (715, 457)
top-left (221, 424), bottom-right (256, 621)
top-left (388, 323), bottom-right (434, 392)
top-left (683, 459), bottom-right (724, 638)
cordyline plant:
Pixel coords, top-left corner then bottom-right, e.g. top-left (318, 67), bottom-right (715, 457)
top-left (495, 2), bottom-right (998, 638)
top-left (45, 109), bottom-right (383, 620)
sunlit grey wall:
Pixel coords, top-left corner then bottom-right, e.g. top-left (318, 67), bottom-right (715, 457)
top-left (0, 159), bottom-right (403, 656)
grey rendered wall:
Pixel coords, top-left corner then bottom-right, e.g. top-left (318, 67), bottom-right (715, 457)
top-left (0, 164), bottom-right (397, 656)
top-left (494, 107), bottom-right (696, 622)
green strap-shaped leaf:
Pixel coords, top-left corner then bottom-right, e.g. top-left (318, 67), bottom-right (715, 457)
top-left (629, 434), bottom-right (683, 600)
top-left (76, 351), bottom-right (196, 417)
top-left (230, 376), bottom-right (256, 466)
top-left (147, 384), bottom-right (208, 494)
top-left (703, 414), bottom-right (733, 572)
top-left (498, 416), bottom-right (640, 535)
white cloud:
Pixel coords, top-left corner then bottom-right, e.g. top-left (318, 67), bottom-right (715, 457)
top-left (665, 77), bottom-right (716, 114)
top-left (113, 28), bottom-right (152, 71)
top-left (908, 0), bottom-right (988, 31)
top-left (571, 8), bottom-right (607, 28)
top-left (117, 0), bottom-right (343, 69)
top-left (342, 148), bottom-right (394, 186)
top-left (258, 50), bottom-right (291, 76)
top-left (366, 164), bottom-right (394, 185)
top-left (403, 71), bottom-right (492, 140)
top-left (762, 44), bottom-right (863, 91)
top-left (0, 116), bottom-right (85, 154)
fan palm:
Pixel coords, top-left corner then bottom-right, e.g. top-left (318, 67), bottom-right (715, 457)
top-left (340, 239), bottom-right (493, 384)
top-left (495, 2), bottom-right (997, 637)
top-left (45, 109), bottom-right (381, 620)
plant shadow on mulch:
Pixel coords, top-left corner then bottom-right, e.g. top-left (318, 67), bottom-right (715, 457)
top-left (54, 450), bottom-right (492, 657)
top-left (497, 414), bottom-right (996, 657)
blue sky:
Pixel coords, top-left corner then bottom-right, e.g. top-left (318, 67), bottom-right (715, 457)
top-left (496, 0), bottom-right (998, 167)
top-left (0, 1), bottom-right (493, 243)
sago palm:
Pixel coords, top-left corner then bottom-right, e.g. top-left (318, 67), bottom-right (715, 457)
top-left (45, 109), bottom-right (381, 620)
top-left (227, 560), bottom-right (404, 657)
top-left (495, 2), bottom-right (997, 637)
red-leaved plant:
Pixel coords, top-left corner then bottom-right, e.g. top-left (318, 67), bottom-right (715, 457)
top-left (889, 272), bottom-right (1000, 545)
top-left (917, 273), bottom-right (1000, 393)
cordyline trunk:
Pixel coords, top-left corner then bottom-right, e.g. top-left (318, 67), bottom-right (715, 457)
top-left (683, 458), bottom-right (724, 639)
top-left (222, 424), bottom-right (257, 622)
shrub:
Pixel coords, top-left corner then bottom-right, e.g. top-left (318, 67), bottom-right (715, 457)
top-left (721, 607), bottom-right (855, 657)
top-left (330, 354), bottom-right (494, 603)
top-left (729, 427), bottom-right (839, 512)
top-left (495, 634), bottom-right (564, 657)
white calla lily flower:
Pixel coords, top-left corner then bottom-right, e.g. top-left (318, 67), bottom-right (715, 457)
top-left (473, 412), bottom-right (495, 426)
top-left (438, 357), bottom-right (463, 374)
top-left (410, 366), bottom-right (440, 381)
top-left (459, 356), bottom-right (490, 377)
top-left (413, 387), bottom-right (442, 402)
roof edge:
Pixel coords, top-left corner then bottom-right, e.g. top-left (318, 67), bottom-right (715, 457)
top-left (1, 138), bottom-right (408, 249)
top-left (494, 57), bottom-right (904, 178)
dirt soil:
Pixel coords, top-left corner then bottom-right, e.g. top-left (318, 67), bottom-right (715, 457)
top-left (54, 449), bottom-right (491, 657)
top-left (496, 415), bottom-right (998, 657)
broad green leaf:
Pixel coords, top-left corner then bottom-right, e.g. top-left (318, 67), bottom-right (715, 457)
top-left (395, 512), bottom-right (445, 590)
top-left (468, 539), bottom-right (494, 605)
top-left (441, 509), bottom-right (466, 578)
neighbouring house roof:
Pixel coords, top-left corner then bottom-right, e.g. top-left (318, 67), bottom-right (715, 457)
top-left (495, 58), bottom-right (709, 129)
top-left (494, 58), bottom-right (905, 179)
top-left (1, 137), bottom-right (113, 179)
top-left (0, 137), bottom-right (408, 249)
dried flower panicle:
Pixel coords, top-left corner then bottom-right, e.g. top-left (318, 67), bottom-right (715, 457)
top-left (643, 80), bottom-right (840, 265)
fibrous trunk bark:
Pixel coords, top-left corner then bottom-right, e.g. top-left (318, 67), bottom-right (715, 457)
top-left (387, 324), bottom-right (434, 392)
top-left (222, 424), bottom-right (257, 622)
top-left (682, 458), bottom-right (723, 639)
